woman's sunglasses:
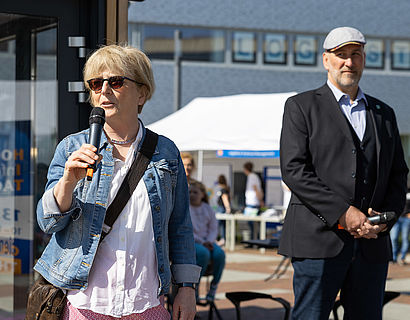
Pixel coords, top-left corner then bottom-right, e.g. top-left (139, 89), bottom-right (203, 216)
top-left (87, 76), bottom-right (143, 92)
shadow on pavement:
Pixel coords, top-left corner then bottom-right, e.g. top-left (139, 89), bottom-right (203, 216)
top-left (196, 306), bottom-right (289, 319)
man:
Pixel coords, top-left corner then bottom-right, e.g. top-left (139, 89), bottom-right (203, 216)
top-left (279, 27), bottom-right (408, 320)
top-left (243, 162), bottom-right (264, 240)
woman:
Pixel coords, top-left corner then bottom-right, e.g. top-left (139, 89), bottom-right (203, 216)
top-left (181, 152), bottom-right (197, 185)
top-left (216, 174), bottom-right (231, 246)
top-left (34, 45), bottom-right (200, 319)
top-left (189, 181), bottom-right (225, 302)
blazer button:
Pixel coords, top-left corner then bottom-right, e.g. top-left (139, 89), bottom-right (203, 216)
top-left (351, 172), bottom-right (356, 178)
top-left (363, 179), bottom-right (368, 184)
top-left (352, 149), bottom-right (356, 154)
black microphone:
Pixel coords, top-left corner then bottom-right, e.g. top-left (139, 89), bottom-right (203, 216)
top-left (368, 211), bottom-right (396, 225)
top-left (86, 107), bottom-right (105, 181)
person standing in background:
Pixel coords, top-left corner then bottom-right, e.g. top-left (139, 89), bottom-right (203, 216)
top-left (390, 188), bottom-right (410, 265)
top-left (279, 27), bottom-right (408, 319)
top-left (181, 152), bottom-right (197, 185)
top-left (243, 162), bottom-right (264, 240)
top-left (216, 174), bottom-right (232, 246)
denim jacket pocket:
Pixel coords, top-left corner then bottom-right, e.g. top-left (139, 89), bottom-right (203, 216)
top-left (155, 159), bottom-right (178, 189)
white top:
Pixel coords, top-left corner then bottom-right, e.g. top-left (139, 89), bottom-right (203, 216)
top-left (67, 126), bottom-right (160, 318)
top-left (245, 172), bottom-right (262, 207)
top-left (189, 203), bottom-right (218, 244)
top-left (327, 80), bottom-right (368, 141)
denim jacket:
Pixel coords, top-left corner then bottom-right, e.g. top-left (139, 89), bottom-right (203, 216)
top-left (34, 122), bottom-right (201, 295)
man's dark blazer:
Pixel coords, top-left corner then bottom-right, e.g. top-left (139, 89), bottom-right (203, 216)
top-left (278, 84), bottom-right (408, 262)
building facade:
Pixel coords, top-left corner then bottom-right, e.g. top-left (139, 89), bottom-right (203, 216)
top-left (128, 0), bottom-right (410, 155)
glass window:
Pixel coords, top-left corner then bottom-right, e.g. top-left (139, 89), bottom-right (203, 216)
top-left (0, 13), bottom-right (57, 316)
top-left (264, 33), bottom-right (287, 64)
top-left (391, 40), bottom-right (410, 70)
top-left (232, 31), bottom-right (256, 63)
top-left (180, 27), bottom-right (225, 62)
top-left (365, 39), bottom-right (384, 69)
top-left (294, 35), bottom-right (317, 66)
top-left (141, 25), bottom-right (175, 60)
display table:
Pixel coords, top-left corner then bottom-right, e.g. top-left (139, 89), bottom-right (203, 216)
top-left (216, 209), bottom-right (285, 252)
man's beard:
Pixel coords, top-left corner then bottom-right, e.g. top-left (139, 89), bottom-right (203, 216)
top-left (333, 70), bottom-right (362, 92)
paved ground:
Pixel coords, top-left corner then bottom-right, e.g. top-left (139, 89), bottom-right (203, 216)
top-left (1, 246), bottom-right (409, 319)
top-left (196, 246), bottom-right (410, 320)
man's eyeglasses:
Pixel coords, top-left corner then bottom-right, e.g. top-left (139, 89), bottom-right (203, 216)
top-left (87, 76), bottom-right (143, 92)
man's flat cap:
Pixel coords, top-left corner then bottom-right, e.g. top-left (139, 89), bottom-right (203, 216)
top-left (323, 27), bottom-right (366, 51)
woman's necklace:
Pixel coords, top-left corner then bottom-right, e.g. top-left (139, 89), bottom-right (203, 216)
top-left (109, 136), bottom-right (136, 145)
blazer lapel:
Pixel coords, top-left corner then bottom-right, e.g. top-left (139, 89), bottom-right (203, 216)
top-left (315, 84), bottom-right (353, 143)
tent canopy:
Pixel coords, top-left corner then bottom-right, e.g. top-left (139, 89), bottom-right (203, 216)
top-left (147, 92), bottom-right (297, 152)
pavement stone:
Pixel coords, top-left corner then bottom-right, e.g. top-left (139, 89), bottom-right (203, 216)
top-left (196, 246), bottom-right (410, 320)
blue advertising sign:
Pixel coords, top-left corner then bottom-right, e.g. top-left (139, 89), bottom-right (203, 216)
top-left (0, 120), bottom-right (31, 196)
top-left (294, 35), bottom-right (317, 65)
top-left (264, 33), bottom-right (287, 64)
top-left (216, 150), bottom-right (280, 158)
top-left (0, 120), bottom-right (32, 275)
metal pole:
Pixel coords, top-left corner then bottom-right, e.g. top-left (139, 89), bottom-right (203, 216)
top-left (174, 30), bottom-right (181, 112)
top-left (197, 150), bottom-right (204, 181)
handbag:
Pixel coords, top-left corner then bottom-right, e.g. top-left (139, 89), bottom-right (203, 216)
top-left (25, 129), bottom-right (158, 320)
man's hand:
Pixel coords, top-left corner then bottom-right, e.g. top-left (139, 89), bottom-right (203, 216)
top-left (354, 208), bottom-right (387, 239)
top-left (172, 287), bottom-right (196, 320)
top-left (339, 206), bottom-right (386, 239)
top-left (339, 206), bottom-right (367, 237)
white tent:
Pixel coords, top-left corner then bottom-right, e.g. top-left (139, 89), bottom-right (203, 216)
top-left (148, 92), bottom-right (297, 207)
top-left (148, 92), bottom-right (297, 152)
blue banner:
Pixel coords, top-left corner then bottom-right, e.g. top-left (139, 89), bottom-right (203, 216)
top-left (0, 120), bottom-right (31, 196)
top-left (216, 150), bottom-right (280, 158)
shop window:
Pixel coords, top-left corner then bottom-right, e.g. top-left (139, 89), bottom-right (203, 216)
top-left (264, 33), bottom-right (287, 64)
top-left (180, 27), bottom-right (225, 62)
top-left (232, 31), bottom-right (256, 63)
top-left (391, 40), bottom-right (410, 70)
top-left (365, 39), bottom-right (384, 69)
top-left (294, 35), bottom-right (317, 66)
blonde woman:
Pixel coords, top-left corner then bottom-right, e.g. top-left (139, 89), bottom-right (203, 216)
top-left (34, 45), bottom-right (200, 320)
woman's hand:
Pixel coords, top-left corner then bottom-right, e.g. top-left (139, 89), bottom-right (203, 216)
top-left (53, 144), bottom-right (101, 212)
top-left (203, 241), bottom-right (214, 251)
top-left (172, 287), bottom-right (196, 320)
top-left (62, 144), bottom-right (100, 184)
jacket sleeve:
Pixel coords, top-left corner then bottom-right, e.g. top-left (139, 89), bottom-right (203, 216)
top-left (168, 150), bottom-right (201, 283)
top-left (36, 138), bottom-right (82, 234)
top-left (378, 109), bottom-right (408, 223)
top-left (280, 96), bottom-right (350, 227)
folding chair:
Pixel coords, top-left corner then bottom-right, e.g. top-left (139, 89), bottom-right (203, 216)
top-left (225, 291), bottom-right (290, 320)
top-left (196, 262), bottom-right (223, 320)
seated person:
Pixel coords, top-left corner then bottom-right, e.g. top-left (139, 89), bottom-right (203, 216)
top-left (189, 181), bottom-right (226, 302)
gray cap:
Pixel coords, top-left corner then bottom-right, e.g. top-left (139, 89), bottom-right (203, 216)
top-left (323, 27), bottom-right (366, 51)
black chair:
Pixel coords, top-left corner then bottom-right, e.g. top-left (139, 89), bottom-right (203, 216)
top-left (332, 291), bottom-right (400, 320)
top-left (225, 291), bottom-right (291, 320)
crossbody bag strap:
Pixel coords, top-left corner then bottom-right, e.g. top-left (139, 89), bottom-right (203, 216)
top-left (101, 129), bottom-right (158, 241)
